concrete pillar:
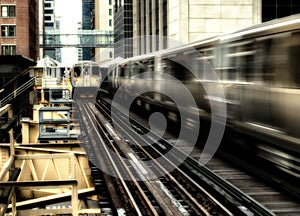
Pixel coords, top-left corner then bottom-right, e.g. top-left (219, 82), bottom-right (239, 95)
top-left (145, 0), bottom-right (150, 53)
top-left (140, 0), bottom-right (145, 54)
top-left (152, 0), bottom-right (156, 52)
top-left (159, 0), bottom-right (163, 50)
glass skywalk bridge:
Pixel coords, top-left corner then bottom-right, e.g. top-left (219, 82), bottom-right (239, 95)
top-left (40, 30), bottom-right (114, 48)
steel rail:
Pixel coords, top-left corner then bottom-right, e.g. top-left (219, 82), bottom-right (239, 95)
top-left (97, 99), bottom-right (234, 215)
top-left (85, 101), bottom-right (161, 216)
top-left (77, 101), bottom-right (158, 216)
top-left (98, 98), bottom-right (275, 216)
top-left (90, 101), bottom-right (192, 215)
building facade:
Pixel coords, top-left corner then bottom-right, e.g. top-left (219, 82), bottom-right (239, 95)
top-left (132, 0), bottom-right (300, 56)
top-left (82, 0), bottom-right (95, 60)
top-left (0, 0), bottom-right (39, 61)
top-left (114, 0), bottom-right (133, 59)
top-left (133, 0), bottom-right (167, 55)
top-left (262, 0), bottom-right (300, 22)
top-left (133, 0), bottom-right (262, 56)
top-left (40, 0), bottom-right (56, 59)
top-left (94, 0), bottom-right (114, 63)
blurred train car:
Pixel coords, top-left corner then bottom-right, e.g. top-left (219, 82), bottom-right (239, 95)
top-left (71, 61), bottom-right (101, 99)
top-left (107, 14), bottom-right (300, 178)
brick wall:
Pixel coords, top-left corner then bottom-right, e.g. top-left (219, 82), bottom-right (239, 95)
top-left (0, 0), bottom-right (39, 61)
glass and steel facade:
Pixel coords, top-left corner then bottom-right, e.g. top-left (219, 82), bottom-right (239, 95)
top-left (262, 0), bottom-right (300, 22)
top-left (114, 0), bottom-right (133, 59)
top-left (82, 0), bottom-right (94, 60)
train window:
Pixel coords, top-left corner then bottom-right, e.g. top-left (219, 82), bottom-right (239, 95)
top-left (250, 40), bottom-right (272, 83)
top-left (120, 66), bottom-right (125, 77)
top-left (92, 66), bottom-right (99, 75)
top-left (201, 48), bottom-right (214, 66)
top-left (131, 63), bottom-right (139, 77)
top-left (125, 65), bottom-right (131, 78)
top-left (261, 36), bottom-right (291, 86)
top-left (239, 42), bottom-right (255, 82)
top-left (194, 57), bottom-right (211, 80)
top-left (169, 60), bottom-right (187, 81)
top-left (288, 32), bottom-right (300, 87)
top-left (73, 66), bottom-right (81, 77)
top-left (138, 63), bottom-right (145, 74)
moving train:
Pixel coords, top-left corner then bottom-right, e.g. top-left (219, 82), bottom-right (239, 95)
top-left (71, 61), bottom-right (101, 98)
top-left (106, 14), bottom-right (300, 178)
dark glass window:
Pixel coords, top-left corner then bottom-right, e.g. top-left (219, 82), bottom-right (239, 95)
top-left (292, 6), bottom-right (300, 13)
top-left (262, 0), bottom-right (300, 22)
top-left (45, 23), bottom-right (54, 27)
top-left (1, 25), bottom-right (16, 37)
top-left (277, 0), bottom-right (291, 5)
top-left (277, 6), bottom-right (291, 17)
top-left (45, 9), bottom-right (54, 14)
top-left (45, 16), bottom-right (52, 21)
top-left (263, 0), bottom-right (276, 5)
top-left (2, 45), bottom-right (16, 55)
top-left (1, 5), bottom-right (16, 17)
top-left (292, 0), bottom-right (300, 5)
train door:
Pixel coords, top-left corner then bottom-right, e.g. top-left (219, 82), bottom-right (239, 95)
top-left (221, 41), bottom-right (255, 120)
top-left (240, 38), bottom-right (273, 127)
top-left (83, 62), bottom-right (91, 87)
top-left (270, 32), bottom-right (300, 138)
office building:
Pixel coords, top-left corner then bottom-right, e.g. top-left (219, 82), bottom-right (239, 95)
top-left (114, 0), bottom-right (133, 59)
top-left (133, 0), bottom-right (261, 55)
top-left (82, 0), bottom-right (95, 60)
top-left (262, 0), bottom-right (300, 22)
top-left (0, 0), bottom-right (39, 61)
top-left (132, 0), bottom-right (300, 56)
top-left (94, 0), bottom-right (114, 63)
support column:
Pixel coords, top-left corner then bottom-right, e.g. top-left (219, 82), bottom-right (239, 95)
top-left (11, 191), bottom-right (16, 216)
top-left (145, 0), bottom-right (150, 53)
top-left (140, 0), bottom-right (145, 54)
top-left (8, 106), bottom-right (16, 215)
top-left (70, 153), bottom-right (78, 215)
top-left (8, 107), bottom-right (14, 156)
top-left (152, 0), bottom-right (156, 52)
top-left (159, 0), bottom-right (163, 50)
top-left (72, 183), bottom-right (78, 216)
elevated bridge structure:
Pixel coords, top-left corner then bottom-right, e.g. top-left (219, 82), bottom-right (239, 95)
top-left (40, 30), bottom-right (114, 48)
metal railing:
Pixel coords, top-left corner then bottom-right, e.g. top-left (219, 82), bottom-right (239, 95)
top-left (0, 77), bottom-right (35, 108)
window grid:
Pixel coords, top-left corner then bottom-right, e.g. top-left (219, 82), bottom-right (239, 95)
top-left (1, 25), bottom-right (16, 37)
top-left (2, 45), bottom-right (16, 55)
top-left (1, 5), bottom-right (16, 18)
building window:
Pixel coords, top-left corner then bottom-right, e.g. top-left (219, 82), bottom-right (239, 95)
top-left (1, 25), bottom-right (16, 37)
top-left (109, 9), bottom-right (112, 16)
top-left (109, 19), bottom-right (112, 26)
top-left (45, 9), bottom-right (54, 14)
top-left (45, 16), bottom-right (52, 21)
top-left (109, 51), bottom-right (113, 58)
top-left (1, 5), bottom-right (16, 17)
top-left (2, 45), bottom-right (16, 55)
top-left (109, 0), bottom-right (112, 5)
top-left (44, 3), bottom-right (51, 8)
